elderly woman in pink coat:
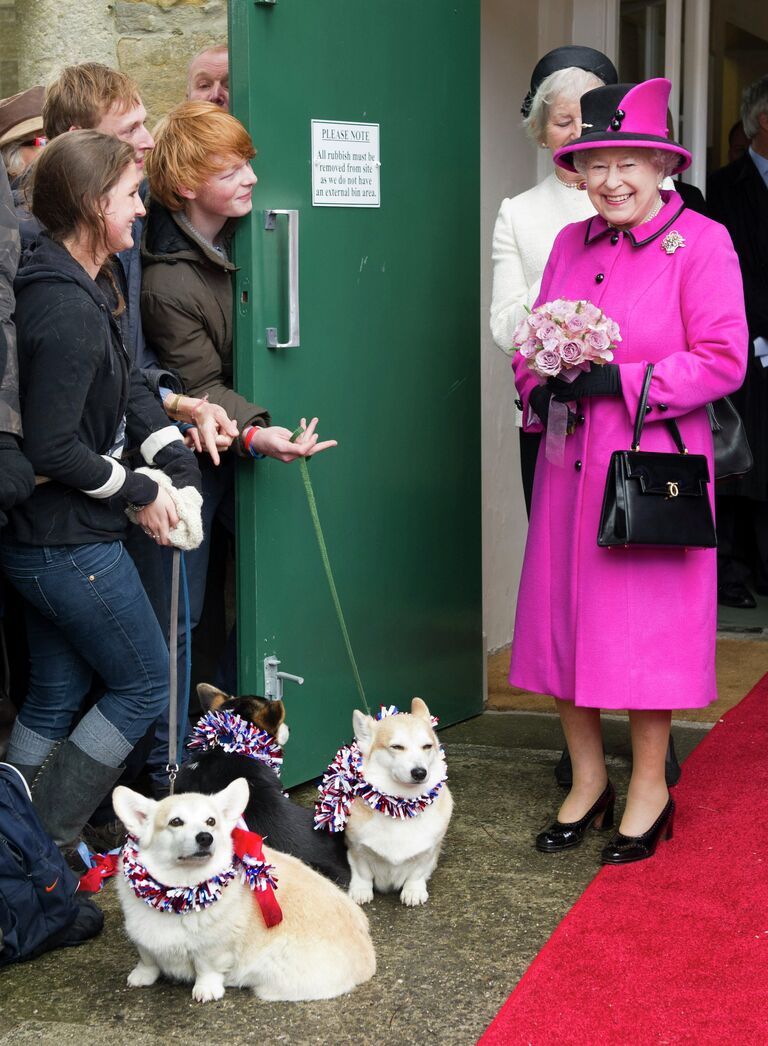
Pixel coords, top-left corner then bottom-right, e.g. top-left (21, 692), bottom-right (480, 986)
top-left (509, 78), bottom-right (747, 864)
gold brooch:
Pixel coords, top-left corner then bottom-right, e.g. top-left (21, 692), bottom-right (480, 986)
top-left (661, 231), bottom-right (685, 255)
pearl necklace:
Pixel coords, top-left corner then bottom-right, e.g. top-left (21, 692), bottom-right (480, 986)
top-left (640, 194), bottom-right (664, 224)
top-left (609, 194), bottom-right (665, 234)
top-left (554, 169), bottom-right (584, 190)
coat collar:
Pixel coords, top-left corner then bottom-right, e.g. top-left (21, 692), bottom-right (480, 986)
top-left (584, 190), bottom-right (686, 247)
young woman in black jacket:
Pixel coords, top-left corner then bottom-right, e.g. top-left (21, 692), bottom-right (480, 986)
top-left (0, 131), bottom-right (200, 860)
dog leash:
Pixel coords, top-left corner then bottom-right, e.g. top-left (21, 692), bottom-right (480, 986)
top-left (291, 427), bottom-right (371, 716)
top-left (167, 550), bottom-right (192, 794)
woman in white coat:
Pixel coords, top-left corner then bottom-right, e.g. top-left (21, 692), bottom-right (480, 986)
top-left (490, 46), bottom-right (618, 515)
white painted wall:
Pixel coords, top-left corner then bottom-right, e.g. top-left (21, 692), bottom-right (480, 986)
top-left (480, 0), bottom-right (619, 654)
top-left (480, 0), bottom-right (538, 654)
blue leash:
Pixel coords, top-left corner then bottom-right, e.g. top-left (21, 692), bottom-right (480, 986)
top-left (178, 551), bottom-right (191, 755)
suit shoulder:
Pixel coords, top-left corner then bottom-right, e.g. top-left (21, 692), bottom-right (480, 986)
top-left (707, 156), bottom-right (749, 193)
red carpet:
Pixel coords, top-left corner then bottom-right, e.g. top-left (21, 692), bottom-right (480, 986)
top-left (480, 674), bottom-right (768, 1046)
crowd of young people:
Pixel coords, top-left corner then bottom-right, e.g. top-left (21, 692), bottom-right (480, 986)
top-left (0, 55), bottom-right (334, 868)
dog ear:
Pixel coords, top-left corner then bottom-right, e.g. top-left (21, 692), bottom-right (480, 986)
top-left (197, 682), bottom-right (230, 711)
top-left (113, 786), bottom-right (155, 842)
top-left (352, 710), bottom-right (375, 753)
top-left (217, 778), bottom-right (250, 824)
top-left (258, 699), bottom-right (286, 735)
top-left (411, 697), bottom-right (432, 721)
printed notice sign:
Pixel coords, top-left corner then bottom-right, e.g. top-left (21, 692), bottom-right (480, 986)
top-left (311, 120), bottom-right (380, 208)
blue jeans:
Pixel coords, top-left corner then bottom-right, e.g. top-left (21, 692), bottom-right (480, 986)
top-left (0, 540), bottom-right (168, 764)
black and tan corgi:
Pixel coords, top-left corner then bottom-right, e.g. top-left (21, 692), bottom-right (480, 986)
top-left (175, 684), bottom-right (349, 886)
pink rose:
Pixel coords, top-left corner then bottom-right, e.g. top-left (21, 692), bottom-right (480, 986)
top-left (547, 299), bottom-right (573, 321)
top-left (537, 321), bottom-right (558, 342)
top-left (533, 348), bottom-right (561, 378)
top-left (527, 312), bottom-right (546, 330)
top-left (520, 337), bottom-right (539, 359)
top-left (512, 319), bottom-right (529, 345)
top-left (565, 313), bottom-right (588, 334)
top-left (559, 341), bottom-right (584, 366)
top-left (585, 328), bottom-right (611, 354)
top-left (580, 302), bottom-right (603, 325)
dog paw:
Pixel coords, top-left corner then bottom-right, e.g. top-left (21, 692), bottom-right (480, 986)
top-left (192, 978), bottom-right (225, 1003)
top-left (400, 882), bottom-right (429, 906)
top-left (349, 883), bottom-right (374, 905)
top-left (127, 963), bottom-right (160, 988)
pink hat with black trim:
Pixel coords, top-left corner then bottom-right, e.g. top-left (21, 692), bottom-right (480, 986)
top-left (553, 77), bottom-right (691, 173)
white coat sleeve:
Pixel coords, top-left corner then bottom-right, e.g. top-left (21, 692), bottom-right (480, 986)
top-left (490, 199), bottom-right (540, 353)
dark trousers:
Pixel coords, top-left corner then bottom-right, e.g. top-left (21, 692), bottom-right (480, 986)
top-left (716, 495), bottom-right (768, 590)
top-left (520, 430), bottom-right (541, 520)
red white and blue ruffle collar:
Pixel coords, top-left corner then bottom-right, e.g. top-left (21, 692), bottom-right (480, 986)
top-left (188, 710), bottom-right (283, 777)
top-left (121, 827), bottom-right (282, 925)
top-left (313, 705), bottom-right (447, 833)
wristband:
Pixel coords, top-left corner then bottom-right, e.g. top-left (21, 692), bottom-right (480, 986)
top-left (166, 393), bottom-right (183, 419)
top-left (242, 425), bottom-right (265, 459)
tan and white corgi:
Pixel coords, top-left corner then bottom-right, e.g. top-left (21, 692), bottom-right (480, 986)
top-left (344, 699), bottom-right (453, 906)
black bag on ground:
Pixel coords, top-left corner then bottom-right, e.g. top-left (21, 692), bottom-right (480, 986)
top-left (0, 762), bottom-right (103, 966)
top-left (597, 364), bottom-right (717, 550)
top-left (706, 397), bottom-right (753, 480)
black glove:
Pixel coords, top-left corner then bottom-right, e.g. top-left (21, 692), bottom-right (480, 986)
top-left (153, 441), bottom-right (202, 494)
top-left (0, 434), bottom-right (36, 523)
top-left (528, 386), bottom-right (553, 428)
top-left (528, 386), bottom-right (578, 433)
top-left (548, 363), bottom-right (621, 402)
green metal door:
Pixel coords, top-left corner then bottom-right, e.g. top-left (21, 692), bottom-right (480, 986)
top-left (229, 0), bottom-right (481, 787)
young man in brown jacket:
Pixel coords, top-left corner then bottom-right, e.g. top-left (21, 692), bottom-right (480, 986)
top-left (141, 102), bottom-right (335, 787)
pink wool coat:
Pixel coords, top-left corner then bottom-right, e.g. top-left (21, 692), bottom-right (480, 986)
top-left (509, 192), bottom-right (747, 709)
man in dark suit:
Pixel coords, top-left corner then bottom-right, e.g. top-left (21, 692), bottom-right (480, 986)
top-left (708, 75), bottom-right (768, 609)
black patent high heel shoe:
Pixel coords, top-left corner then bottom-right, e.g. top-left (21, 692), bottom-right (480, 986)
top-left (600, 796), bottom-right (675, 865)
top-left (535, 781), bottom-right (615, 853)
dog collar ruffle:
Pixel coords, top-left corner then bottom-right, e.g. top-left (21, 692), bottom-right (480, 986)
top-left (121, 827), bottom-right (282, 926)
top-left (314, 706), bottom-right (447, 833)
top-left (188, 710), bottom-right (283, 777)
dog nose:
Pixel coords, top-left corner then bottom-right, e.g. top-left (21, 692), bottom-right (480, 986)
top-left (196, 832), bottom-right (214, 848)
top-left (411, 767), bottom-right (427, 782)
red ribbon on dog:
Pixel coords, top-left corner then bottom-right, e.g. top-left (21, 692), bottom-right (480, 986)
top-left (78, 851), bottom-right (120, 893)
top-left (232, 827), bottom-right (283, 927)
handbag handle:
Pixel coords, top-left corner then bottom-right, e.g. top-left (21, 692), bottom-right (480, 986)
top-left (631, 363), bottom-right (687, 454)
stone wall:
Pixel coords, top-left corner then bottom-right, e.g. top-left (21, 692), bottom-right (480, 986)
top-left (0, 0), bottom-right (19, 99)
top-left (115, 0), bottom-right (227, 127)
top-left (5, 0), bottom-right (226, 128)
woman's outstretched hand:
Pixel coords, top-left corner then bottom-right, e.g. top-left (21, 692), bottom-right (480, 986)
top-left (248, 417), bottom-right (338, 463)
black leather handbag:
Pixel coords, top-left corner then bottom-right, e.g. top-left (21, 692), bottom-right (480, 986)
top-left (597, 364), bottom-right (717, 549)
top-left (706, 397), bottom-right (753, 480)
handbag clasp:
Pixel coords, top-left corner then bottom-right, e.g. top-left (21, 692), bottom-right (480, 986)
top-left (666, 481), bottom-right (679, 498)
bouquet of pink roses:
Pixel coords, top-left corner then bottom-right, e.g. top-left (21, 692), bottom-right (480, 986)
top-left (512, 298), bottom-right (621, 380)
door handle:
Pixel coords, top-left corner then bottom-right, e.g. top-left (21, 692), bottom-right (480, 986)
top-left (264, 655), bottom-right (305, 701)
top-left (264, 208), bottom-right (300, 348)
